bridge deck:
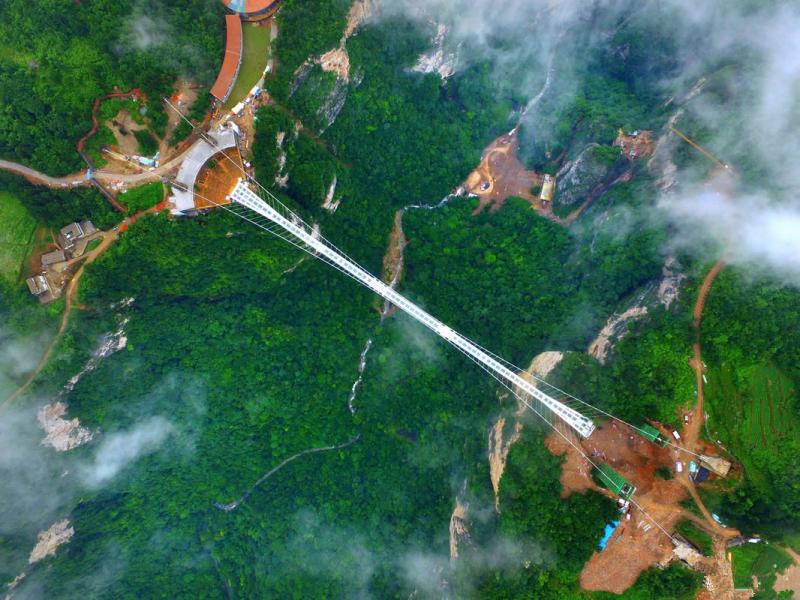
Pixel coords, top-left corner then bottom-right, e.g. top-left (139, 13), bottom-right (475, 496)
top-left (228, 181), bottom-right (596, 438)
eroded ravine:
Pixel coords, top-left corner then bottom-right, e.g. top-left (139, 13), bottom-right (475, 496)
top-left (344, 197), bottom-right (451, 413)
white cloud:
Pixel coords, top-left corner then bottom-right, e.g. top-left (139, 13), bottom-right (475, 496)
top-left (79, 416), bottom-right (174, 487)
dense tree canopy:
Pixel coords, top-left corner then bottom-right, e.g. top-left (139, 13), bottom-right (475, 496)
top-left (2, 1), bottom-right (788, 598)
top-left (0, 0), bottom-right (223, 175)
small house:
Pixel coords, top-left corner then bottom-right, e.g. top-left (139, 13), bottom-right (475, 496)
top-left (692, 466), bottom-right (711, 483)
top-left (41, 250), bottom-right (66, 267)
top-left (26, 275), bottom-right (50, 296)
top-left (540, 174), bottom-right (556, 202)
top-left (58, 221), bottom-right (97, 258)
top-left (699, 454), bottom-right (731, 478)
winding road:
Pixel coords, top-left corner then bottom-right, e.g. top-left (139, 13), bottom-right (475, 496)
top-left (683, 259), bottom-right (734, 538)
top-left (0, 159), bottom-right (87, 188)
top-left (0, 231), bottom-right (116, 412)
top-left (0, 199), bottom-right (169, 412)
top-left (0, 152), bottom-right (191, 188)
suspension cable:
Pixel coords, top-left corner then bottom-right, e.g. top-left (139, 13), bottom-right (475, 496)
top-left (189, 187), bottom-right (379, 293)
top-left (165, 100), bottom-right (702, 460)
top-left (466, 343), bottom-right (706, 460)
top-left (164, 99), bottom-right (373, 275)
top-left (173, 124), bottom-right (683, 543)
top-left (462, 347), bottom-right (676, 543)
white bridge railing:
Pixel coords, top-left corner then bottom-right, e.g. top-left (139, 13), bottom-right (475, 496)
top-left (229, 181), bottom-right (596, 438)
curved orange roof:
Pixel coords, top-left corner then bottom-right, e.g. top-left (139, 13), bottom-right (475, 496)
top-left (210, 15), bottom-right (243, 102)
top-left (221, 0), bottom-right (280, 16)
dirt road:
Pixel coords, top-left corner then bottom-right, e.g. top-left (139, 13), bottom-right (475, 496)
top-left (684, 259), bottom-right (725, 450)
top-left (681, 259), bottom-right (734, 538)
top-left (0, 146), bottom-right (196, 189)
top-left (693, 260), bottom-right (726, 324)
top-left (685, 481), bottom-right (730, 536)
top-left (0, 230), bottom-right (116, 411)
top-left (686, 262), bottom-right (725, 442)
top-left (0, 202), bottom-right (167, 412)
top-left (783, 546), bottom-right (800, 565)
top-left (0, 159), bottom-right (87, 188)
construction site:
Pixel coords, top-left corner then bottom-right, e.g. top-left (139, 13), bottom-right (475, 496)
top-left (464, 132), bottom-right (545, 213)
top-left (462, 128), bottom-right (656, 226)
top-left (3, 1), bottom-right (795, 597)
top-left (544, 416), bottom-right (740, 595)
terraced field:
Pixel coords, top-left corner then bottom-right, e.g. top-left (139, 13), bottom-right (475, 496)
top-left (749, 365), bottom-right (796, 443)
top-left (706, 362), bottom-right (798, 486)
top-left (0, 191), bottom-right (37, 282)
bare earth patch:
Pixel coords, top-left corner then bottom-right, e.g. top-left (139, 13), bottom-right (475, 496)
top-left (657, 255), bottom-right (686, 308)
top-left (28, 519), bottom-right (74, 564)
top-left (613, 129), bottom-right (654, 161)
top-left (543, 418), bottom-right (694, 594)
top-left (5, 571), bottom-right (27, 596)
top-left (163, 80), bottom-right (198, 158)
top-left (695, 539), bottom-right (738, 600)
top-left (464, 132), bottom-right (544, 214)
top-left (37, 401), bottom-right (92, 451)
top-left (587, 255), bottom-right (686, 363)
top-left (587, 306), bottom-right (648, 364)
top-left (774, 563), bottom-right (800, 596)
top-left (382, 210), bottom-right (407, 290)
top-left (411, 24), bottom-right (456, 80)
top-left (544, 428), bottom-right (597, 497)
top-left (321, 175), bottom-right (340, 212)
top-left (106, 109), bottom-right (148, 156)
top-left (317, 0), bottom-right (375, 81)
top-left (318, 48), bottom-right (351, 81)
top-left (488, 415), bottom-right (523, 511)
top-left (577, 422), bottom-right (685, 592)
top-left (525, 351), bottom-right (564, 382)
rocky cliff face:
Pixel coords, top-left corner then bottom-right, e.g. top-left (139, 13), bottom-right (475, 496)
top-left (556, 144), bottom-right (615, 207)
top-left (411, 24), bottom-right (458, 81)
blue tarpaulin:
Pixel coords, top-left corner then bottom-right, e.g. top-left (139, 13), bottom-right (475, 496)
top-left (599, 520), bottom-right (620, 550)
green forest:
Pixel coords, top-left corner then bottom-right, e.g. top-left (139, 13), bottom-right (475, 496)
top-left (0, 0), bottom-right (223, 175)
top-left (701, 271), bottom-right (800, 540)
top-left (1, 0), bottom-right (799, 598)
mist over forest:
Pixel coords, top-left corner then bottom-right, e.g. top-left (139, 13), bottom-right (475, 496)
top-left (0, 0), bottom-right (798, 598)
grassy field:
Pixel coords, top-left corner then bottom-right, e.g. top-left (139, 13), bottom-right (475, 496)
top-left (224, 24), bottom-right (270, 110)
top-left (730, 543), bottom-right (792, 590)
top-left (0, 191), bottom-right (37, 282)
top-left (675, 520), bottom-right (714, 557)
top-left (706, 362), bottom-right (798, 487)
top-left (118, 182), bottom-right (163, 215)
top-left (783, 532), bottom-right (800, 554)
